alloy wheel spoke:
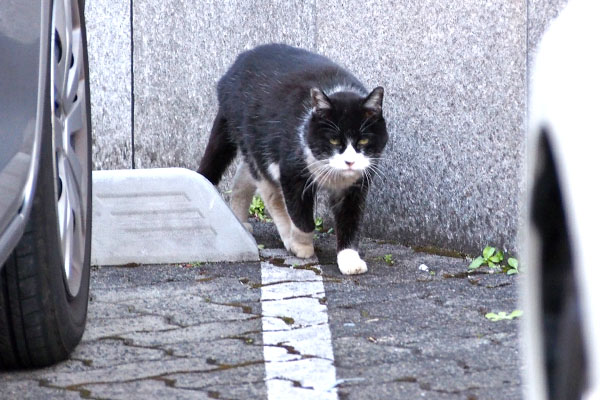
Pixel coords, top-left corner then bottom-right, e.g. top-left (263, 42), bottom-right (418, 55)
top-left (58, 160), bottom-right (73, 249)
top-left (53, 116), bottom-right (65, 152)
top-left (63, 153), bottom-right (83, 226)
top-left (52, 0), bottom-right (67, 98)
top-left (64, 90), bottom-right (84, 136)
top-left (65, 142), bottom-right (83, 194)
top-left (64, 29), bottom-right (82, 113)
top-left (66, 169), bottom-right (84, 272)
top-left (53, 0), bottom-right (73, 102)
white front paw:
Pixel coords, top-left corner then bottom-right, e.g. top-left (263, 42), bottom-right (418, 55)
top-left (337, 249), bottom-right (368, 275)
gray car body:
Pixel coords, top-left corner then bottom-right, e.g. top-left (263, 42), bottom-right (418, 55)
top-left (0, 0), bottom-right (51, 267)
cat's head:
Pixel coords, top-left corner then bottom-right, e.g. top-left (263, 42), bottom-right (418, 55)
top-left (304, 86), bottom-right (388, 190)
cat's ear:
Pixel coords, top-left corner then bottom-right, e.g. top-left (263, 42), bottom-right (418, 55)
top-left (363, 86), bottom-right (384, 117)
top-left (310, 88), bottom-right (332, 115)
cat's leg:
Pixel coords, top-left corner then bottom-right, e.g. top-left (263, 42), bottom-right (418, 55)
top-left (230, 162), bottom-right (256, 233)
top-left (279, 174), bottom-right (316, 258)
top-left (256, 179), bottom-right (315, 258)
top-left (330, 183), bottom-right (369, 275)
top-left (198, 110), bottom-right (237, 185)
top-left (255, 179), bottom-right (293, 251)
top-left (288, 224), bottom-right (315, 259)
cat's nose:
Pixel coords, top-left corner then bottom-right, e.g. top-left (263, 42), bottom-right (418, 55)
top-left (345, 161), bottom-right (355, 167)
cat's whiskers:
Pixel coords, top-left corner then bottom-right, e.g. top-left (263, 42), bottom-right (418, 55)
top-left (302, 162), bottom-right (331, 197)
top-left (314, 163), bottom-right (343, 191)
top-left (365, 163), bottom-right (385, 185)
top-left (319, 165), bottom-right (338, 187)
top-left (361, 168), bottom-right (373, 190)
top-left (302, 158), bottom-right (327, 175)
top-left (359, 117), bottom-right (377, 133)
top-left (321, 128), bottom-right (340, 136)
top-left (320, 119), bottom-right (341, 133)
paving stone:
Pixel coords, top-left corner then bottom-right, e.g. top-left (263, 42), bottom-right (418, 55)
top-left (200, 381), bottom-right (268, 400)
top-left (96, 288), bottom-right (256, 327)
top-left (335, 380), bottom-right (462, 400)
top-left (86, 300), bottom-right (144, 320)
top-left (70, 338), bottom-right (168, 369)
top-left (0, 380), bottom-right (81, 400)
top-left (119, 318), bottom-right (261, 348)
top-left (165, 337), bottom-right (263, 366)
top-left (45, 357), bottom-right (215, 388)
top-left (82, 379), bottom-right (213, 400)
top-left (82, 314), bottom-right (178, 342)
top-left (0, 222), bottom-right (521, 399)
top-left (170, 363), bottom-right (266, 389)
top-left (306, 224), bottom-right (522, 400)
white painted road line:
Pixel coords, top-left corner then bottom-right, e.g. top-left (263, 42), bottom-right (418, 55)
top-left (260, 253), bottom-right (339, 400)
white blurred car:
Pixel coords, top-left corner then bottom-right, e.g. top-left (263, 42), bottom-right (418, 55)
top-left (525, 0), bottom-right (600, 399)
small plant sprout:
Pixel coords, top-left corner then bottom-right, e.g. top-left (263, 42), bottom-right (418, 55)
top-left (315, 217), bottom-right (324, 232)
top-left (249, 195), bottom-right (271, 222)
top-left (506, 258), bottom-right (519, 275)
top-left (376, 254), bottom-right (394, 266)
top-left (468, 246), bottom-right (520, 275)
top-left (313, 217), bottom-right (334, 234)
top-left (182, 261), bottom-right (204, 268)
top-left (485, 309), bottom-right (523, 322)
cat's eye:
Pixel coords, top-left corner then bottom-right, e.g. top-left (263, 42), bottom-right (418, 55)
top-left (329, 138), bottom-right (341, 145)
top-left (358, 138), bottom-right (369, 146)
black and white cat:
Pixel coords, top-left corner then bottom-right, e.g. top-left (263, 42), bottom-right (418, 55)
top-left (198, 44), bottom-right (388, 275)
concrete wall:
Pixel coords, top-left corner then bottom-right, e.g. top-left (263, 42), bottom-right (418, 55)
top-left (87, 0), bottom-right (569, 255)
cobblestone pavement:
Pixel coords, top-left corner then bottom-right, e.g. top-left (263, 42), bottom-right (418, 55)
top-left (0, 222), bottom-right (522, 399)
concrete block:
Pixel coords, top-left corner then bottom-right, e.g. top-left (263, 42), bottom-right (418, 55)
top-left (131, 0), bottom-right (315, 180)
top-left (86, 0), bottom-right (132, 169)
top-left (315, 0), bottom-right (527, 254)
top-left (91, 168), bottom-right (259, 265)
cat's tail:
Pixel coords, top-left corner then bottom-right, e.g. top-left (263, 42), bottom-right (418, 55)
top-left (198, 110), bottom-right (237, 185)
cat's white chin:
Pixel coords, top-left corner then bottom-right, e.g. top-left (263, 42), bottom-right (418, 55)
top-left (320, 169), bottom-right (362, 190)
top-left (337, 249), bottom-right (368, 275)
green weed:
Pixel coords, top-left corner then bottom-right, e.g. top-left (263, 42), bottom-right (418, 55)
top-left (485, 309), bottom-right (523, 321)
top-left (249, 195), bottom-right (271, 222)
top-left (469, 246), bottom-right (519, 275)
top-left (376, 254), bottom-right (395, 266)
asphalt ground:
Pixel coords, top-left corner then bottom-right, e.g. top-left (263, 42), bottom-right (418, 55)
top-left (0, 221), bottom-right (522, 399)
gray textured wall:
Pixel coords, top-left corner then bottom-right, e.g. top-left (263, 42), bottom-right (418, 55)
top-left (87, 0), bottom-right (569, 255)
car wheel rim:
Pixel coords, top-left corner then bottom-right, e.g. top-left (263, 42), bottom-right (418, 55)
top-left (51, 0), bottom-right (89, 298)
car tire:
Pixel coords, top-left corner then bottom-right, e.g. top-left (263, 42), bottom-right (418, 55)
top-left (0, 0), bottom-right (91, 369)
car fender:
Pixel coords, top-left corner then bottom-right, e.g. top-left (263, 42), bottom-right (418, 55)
top-left (0, 0), bottom-right (51, 268)
top-left (526, 0), bottom-right (600, 398)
